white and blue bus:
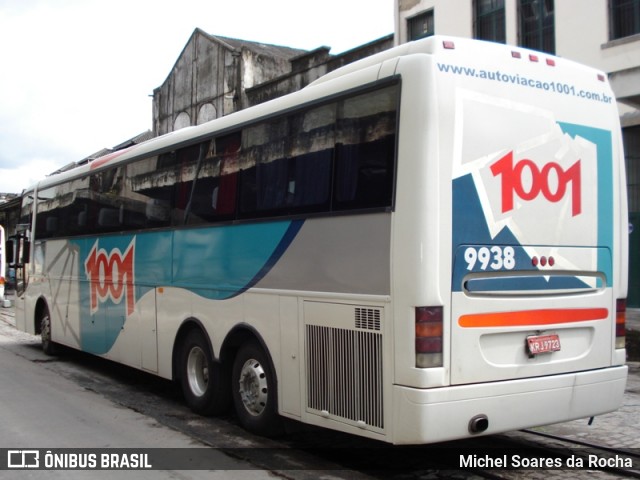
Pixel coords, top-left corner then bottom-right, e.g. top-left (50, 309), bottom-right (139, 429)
top-left (11, 36), bottom-right (628, 444)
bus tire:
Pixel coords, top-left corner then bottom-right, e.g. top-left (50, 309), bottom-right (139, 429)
top-left (179, 329), bottom-right (230, 416)
top-left (231, 340), bottom-right (282, 436)
top-left (40, 307), bottom-right (57, 355)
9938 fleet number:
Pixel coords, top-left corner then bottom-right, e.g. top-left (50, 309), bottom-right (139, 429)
top-left (464, 246), bottom-right (516, 271)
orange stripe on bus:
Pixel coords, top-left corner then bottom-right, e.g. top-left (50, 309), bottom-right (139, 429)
top-left (458, 308), bottom-right (609, 328)
top-left (89, 147), bottom-right (133, 170)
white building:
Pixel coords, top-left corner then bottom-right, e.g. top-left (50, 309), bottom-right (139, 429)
top-left (396, 1), bottom-right (639, 96)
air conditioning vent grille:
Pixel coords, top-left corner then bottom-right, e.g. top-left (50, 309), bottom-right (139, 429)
top-left (306, 325), bottom-right (383, 430)
top-left (355, 307), bottom-right (381, 331)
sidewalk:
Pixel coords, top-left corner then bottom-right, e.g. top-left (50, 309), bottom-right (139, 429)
top-left (0, 290), bottom-right (15, 325)
top-left (0, 292), bottom-right (20, 344)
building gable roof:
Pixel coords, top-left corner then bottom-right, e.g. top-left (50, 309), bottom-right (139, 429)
top-left (158, 28), bottom-right (310, 90)
top-left (199, 29), bottom-right (308, 60)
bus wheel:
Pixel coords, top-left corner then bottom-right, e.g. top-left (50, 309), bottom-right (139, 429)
top-left (179, 329), bottom-right (230, 416)
top-left (232, 340), bottom-right (282, 436)
top-left (40, 307), bottom-right (57, 355)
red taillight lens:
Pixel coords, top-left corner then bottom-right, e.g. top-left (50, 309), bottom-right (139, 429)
top-left (616, 299), bottom-right (626, 349)
top-left (415, 306), bottom-right (443, 367)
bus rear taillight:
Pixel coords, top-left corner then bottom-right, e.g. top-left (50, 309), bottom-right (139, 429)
top-left (415, 306), bottom-right (443, 368)
top-left (616, 299), bottom-right (626, 349)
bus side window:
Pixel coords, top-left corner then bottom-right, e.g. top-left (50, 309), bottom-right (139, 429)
top-left (334, 85), bottom-right (398, 211)
top-left (239, 105), bottom-right (334, 217)
top-left (127, 152), bottom-right (177, 229)
top-left (238, 121), bottom-right (269, 216)
top-left (188, 132), bottom-right (240, 224)
top-left (212, 133), bottom-right (240, 216)
top-left (35, 187), bottom-right (58, 240)
top-left (90, 167), bottom-right (126, 232)
top-left (287, 104), bottom-right (334, 211)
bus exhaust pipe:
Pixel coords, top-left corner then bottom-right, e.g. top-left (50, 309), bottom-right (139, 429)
top-left (468, 414), bottom-right (489, 434)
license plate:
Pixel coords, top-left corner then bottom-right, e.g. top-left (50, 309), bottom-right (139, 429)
top-left (526, 334), bottom-right (561, 355)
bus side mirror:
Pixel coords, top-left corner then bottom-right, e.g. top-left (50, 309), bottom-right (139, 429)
top-left (22, 241), bottom-right (30, 264)
top-left (6, 237), bottom-right (30, 267)
top-left (5, 239), bottom-right (14, 265)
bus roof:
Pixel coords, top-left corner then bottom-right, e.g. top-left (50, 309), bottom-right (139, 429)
top-left (31, 35), bottom-right (610, 192)
top-left (309, 35), bottom-right (609, 87)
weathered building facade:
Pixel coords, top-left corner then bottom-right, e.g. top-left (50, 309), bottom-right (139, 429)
top-left (0, 196), bottom-right (21, 238)
top-left (152, 29), bottom-right (307, 136)
top-left (246, 35), bottom-right (394, 106)
top-left (152, 28), bottom-right (393, 136)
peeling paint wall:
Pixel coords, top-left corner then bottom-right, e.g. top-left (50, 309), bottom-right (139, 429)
top-left (153, 31), bottom-right (242, 136)
top-left (246, 36), bottom-right (394, 107)
top-left (152, 30), bottom-right (393, 138)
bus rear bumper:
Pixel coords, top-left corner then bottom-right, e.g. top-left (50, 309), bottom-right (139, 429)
top-left (391, 365), bottom-right (628, 445)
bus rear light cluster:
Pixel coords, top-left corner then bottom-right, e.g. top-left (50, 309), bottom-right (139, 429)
top-left (616, 298), bottom-right (626, 349)
top-left (415, 306), bottom-right (443, 368)
top-left (531, 256), bottom-right (555, 267)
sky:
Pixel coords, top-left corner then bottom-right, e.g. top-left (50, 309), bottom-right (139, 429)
top-left (0, 0), bottom-right (394, 194)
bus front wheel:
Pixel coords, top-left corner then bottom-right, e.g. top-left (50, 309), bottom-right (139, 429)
top-left (39, 307), bottom-right (57, 355)
top-left (231, 340), bottom-right (282, 436)
top-left (179, 329), bottom-right (230, 416)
